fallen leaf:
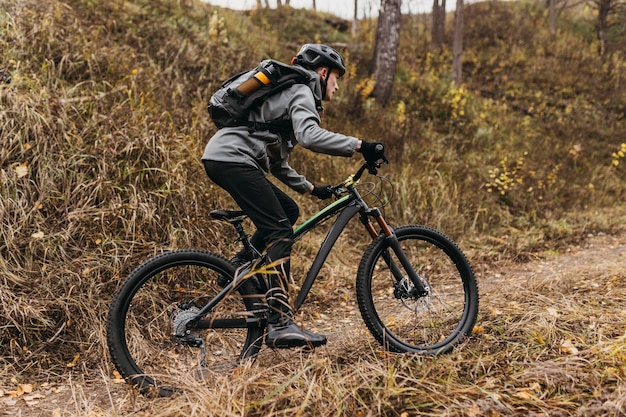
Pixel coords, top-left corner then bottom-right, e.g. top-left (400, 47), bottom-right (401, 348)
top-left (489, 307), bottom-right (502, 316)
top-left (32, 231), bottom-right (45, 239)
top-left (547, 307), bottom-right (559, 317)
top-left (467, 404), bottom-right (481, 417)
top-left (24, 393), bottom-right (45, 401)
top-left (15, 162), bottom-right (28, 178)
top-left (66, 353), bottom-right (80, 367)
top-left (112, 370), bottom-right (125, 384)
top-left (514, 389), bottom-right (536, 400)
top-left (52, 409), bottom-right (62, 417)
top-left (472, 325), bottom-right (484, 334)
top-left (559, 339), bottom-right (579, 355)
top-left (20, 384), bottom-right (34, 394)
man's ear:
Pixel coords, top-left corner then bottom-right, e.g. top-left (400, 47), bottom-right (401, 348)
top-left (317, 66), bottom-right (329, 78)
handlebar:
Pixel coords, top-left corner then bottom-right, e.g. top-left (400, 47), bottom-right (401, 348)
top-left (331, 144), bottom-right (388, 194)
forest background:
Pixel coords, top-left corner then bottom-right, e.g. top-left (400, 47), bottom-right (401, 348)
top-left (1, 0), bottom-right (625, 415)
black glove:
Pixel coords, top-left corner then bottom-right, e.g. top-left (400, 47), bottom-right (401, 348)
top-left (359, 140), bottom-right (384, 163)
top-left (311, 185), bottom-right (334, 200)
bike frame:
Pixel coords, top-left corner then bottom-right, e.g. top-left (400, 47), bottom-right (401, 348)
top-left (192, 164), bottom-right (427, 330)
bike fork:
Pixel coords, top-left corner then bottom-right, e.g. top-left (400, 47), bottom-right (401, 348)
top-left (361, 209), bottom-right (429, 296)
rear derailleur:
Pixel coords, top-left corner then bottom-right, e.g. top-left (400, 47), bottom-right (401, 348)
top-left (170, 304), bottom-right (207, 367)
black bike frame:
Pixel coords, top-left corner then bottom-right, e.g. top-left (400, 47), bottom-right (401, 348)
top-left (192, 170), bottom-right (427, 330)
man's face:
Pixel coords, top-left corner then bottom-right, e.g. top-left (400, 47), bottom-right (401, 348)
top-left (317, 67), bottom-right (341, 101)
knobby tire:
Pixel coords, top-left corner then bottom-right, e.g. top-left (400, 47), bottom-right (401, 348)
top-left (106, 249), bottom-right (264, 397)
top-left (356, 225), bottom-right (479, 354)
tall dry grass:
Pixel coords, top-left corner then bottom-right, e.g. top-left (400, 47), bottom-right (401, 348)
top-left (1, 0), bottom-right (625, 415)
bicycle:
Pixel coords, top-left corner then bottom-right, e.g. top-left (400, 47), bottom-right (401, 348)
top-left (106, 148), bottom-right (479, 397)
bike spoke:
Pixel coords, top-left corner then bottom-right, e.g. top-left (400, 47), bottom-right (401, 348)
top-left (357, 226), bottom-right (478, 353)
top-left (108, 250), bottom-right (265, 395)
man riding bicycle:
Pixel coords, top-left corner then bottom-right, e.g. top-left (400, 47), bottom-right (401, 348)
top-left (202, 43), bottom-right (383, 349)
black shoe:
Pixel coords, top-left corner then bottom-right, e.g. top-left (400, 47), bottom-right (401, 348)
top-left (265, 318), bottom-right (327, 349)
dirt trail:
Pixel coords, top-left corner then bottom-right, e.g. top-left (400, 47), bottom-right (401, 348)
top-left (2, 230), bottom-right (625, 416)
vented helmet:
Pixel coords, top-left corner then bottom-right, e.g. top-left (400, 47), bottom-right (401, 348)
top-left (293, 44), bottom-right (346, 77)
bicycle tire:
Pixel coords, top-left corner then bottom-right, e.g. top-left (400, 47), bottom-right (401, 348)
top-left (356, 225), bottom-right (479, 354)
top-left (107, 249), bottom-right (265, 397)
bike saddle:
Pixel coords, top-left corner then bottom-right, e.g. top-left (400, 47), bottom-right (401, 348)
top-left (209, 210), bottom-right (246, 221)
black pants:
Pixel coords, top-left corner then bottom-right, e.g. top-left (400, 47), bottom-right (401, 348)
top-left (203, 160), bottom-right (299, 291)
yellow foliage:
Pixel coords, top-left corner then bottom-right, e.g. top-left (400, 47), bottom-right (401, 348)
top-left (611, 143), bottom-right (626, 168)
top-left (395, 101), bottom-right (406, 126)
top-left (355, 76), bottom-right (375, 99)
top-left (209, 11), bottom-right (228, 45)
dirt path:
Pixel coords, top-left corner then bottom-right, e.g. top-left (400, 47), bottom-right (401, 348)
top-left (2, 230), bottom-right (625, 416)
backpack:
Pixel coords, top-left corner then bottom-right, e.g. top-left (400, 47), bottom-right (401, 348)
top-left (207, 59), bottom-right (321, 132)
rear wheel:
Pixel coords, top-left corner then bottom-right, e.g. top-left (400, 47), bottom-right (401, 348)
top-left (356, 225), bottom-right (479, 354)
top-left (107, 249), bottom-right (264, 396)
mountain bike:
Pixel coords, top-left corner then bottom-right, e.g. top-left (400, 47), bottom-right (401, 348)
top-left (106, 149), bottom-right (479, 397)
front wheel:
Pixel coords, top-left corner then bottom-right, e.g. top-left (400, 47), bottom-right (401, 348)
top-left (107, 249), bottom-right (265, 397)
top-left (356, 225), bottom-right (479, 354)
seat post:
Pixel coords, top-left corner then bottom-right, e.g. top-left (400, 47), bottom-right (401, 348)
top-left (231, 219), bottom-right (256, 260)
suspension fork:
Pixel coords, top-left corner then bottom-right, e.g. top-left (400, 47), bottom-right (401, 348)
top-left (361, 209), bottom-right (428, 295)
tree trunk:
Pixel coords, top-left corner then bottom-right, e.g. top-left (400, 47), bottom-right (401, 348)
top-left (596, 0), bottom-right (611, 54)
top-left (372, 0), bottom-right (402, 106)
top-left (452, 0), bottom-right (463, 85)
top-left (352, 0), bottom-right (358, 36)
top-left (431, 0), bottom-right (446, 48)
top-left (549, 0), bottom-right (556, 36)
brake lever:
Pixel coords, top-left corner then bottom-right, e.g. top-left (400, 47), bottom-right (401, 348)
top-left (366, 154), bottom-right (388, 175)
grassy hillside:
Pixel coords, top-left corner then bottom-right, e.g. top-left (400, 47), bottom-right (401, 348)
top-left (1, 0), bottom-right (625, 413)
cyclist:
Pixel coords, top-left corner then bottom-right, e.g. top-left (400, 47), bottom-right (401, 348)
top-left (202, 43), bottom-right (383, 349)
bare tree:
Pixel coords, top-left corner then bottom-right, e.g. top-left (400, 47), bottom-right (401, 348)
top-left (588, 0), bottom-right (623, 54)
top-left (431, 0), bottom-right (446, 48)
top-left (546, 0), bottom-right (586, 36)
top-left (353, 0), bottom-right (358, 36)
top-left (371, 0), bottom-right (402, 106)
top-left (549, 0), bottom-right (556, 35)
top-left (452, 0), bottom-right (463, 85)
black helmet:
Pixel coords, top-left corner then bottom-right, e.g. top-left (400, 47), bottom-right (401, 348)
top-left (293, 44), bottom-right (346, 77)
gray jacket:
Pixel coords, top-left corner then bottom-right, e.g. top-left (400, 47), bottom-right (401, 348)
top-left (202, 74), bottom-right (359, 194)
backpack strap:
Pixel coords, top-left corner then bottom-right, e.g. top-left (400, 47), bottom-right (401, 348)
top-left (247, 120), bottom-right (294, 134)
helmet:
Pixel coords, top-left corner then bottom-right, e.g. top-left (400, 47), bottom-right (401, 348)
top-left (293, 44), bottom-right (346, 77)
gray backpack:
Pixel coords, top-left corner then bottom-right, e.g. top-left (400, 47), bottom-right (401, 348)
top-left (208, 59), bottom-right (321, 132)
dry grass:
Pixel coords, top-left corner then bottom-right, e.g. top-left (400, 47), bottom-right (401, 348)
top-left (2, 231), bottom-right (625, 416)
top-left (1, 0), bottom-right (626, 415)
